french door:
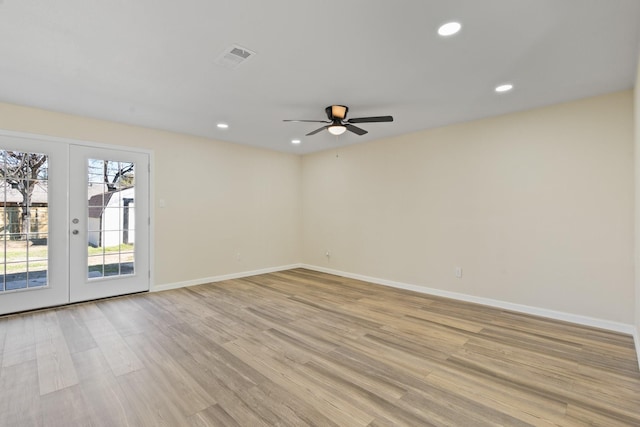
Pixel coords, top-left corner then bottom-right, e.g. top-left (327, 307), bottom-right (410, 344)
top-left (69, 145), bottom-right (150, 303)
top-left (0, 133), bottom-right (150, 315)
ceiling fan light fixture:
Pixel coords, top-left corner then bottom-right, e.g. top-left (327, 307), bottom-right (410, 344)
top-left (331, 105), bottom-right (348, 119)
top-left (328, 125), bottom-right (347, 136)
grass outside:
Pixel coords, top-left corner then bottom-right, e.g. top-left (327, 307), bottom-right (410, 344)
top-left (88, 243), bottom-right (134, 256)
top-left (0, 241), bottom-right (134, 274)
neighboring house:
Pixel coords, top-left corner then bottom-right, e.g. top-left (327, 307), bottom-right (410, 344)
top-left (88, 187), bottom-right (135, 248)
top-left (0, 181), bottom-right (48, 237)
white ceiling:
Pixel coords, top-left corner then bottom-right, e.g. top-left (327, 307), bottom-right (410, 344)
top-left (0, 0), bottom-right (639, 154)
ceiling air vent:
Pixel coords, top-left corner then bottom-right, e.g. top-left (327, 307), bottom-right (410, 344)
top-left (215, 45), bottom-right (256, 69)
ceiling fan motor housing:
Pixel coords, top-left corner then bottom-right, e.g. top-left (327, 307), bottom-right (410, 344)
top-left (327, 105), bottom-right (348, 121)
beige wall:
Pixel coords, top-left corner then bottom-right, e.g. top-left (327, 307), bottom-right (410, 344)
top-left (635, 57), bottom-right (640, 337)
top-left (302, 91), bottom-right (635, 323)
top-left (0, 102), bottom-right (302, 287)
top-left (0, 90), bottom-right (634, 326)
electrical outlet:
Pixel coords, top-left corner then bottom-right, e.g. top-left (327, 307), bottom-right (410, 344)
top-left (455, 267), bottom-right (462, 278)
top-left (236, 252), bottom-right (241, 262)
top-left (325, 250), bottom-right (330, 258)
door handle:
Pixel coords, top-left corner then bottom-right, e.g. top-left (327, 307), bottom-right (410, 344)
top-left (72, 230), bottom-right (79, 235)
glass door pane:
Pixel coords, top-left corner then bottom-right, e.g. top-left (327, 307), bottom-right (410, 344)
top-left (0, 151), bottom-right (49, 292)
top-left (87, 159), bottom-right (136, 279)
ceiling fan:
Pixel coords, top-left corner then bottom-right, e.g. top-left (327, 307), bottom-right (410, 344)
top-left (283, 105), bottom-right (393, 136)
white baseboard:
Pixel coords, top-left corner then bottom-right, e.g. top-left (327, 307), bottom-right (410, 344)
top-left (152, 263), bottom-right (303, 293)
top-left (301, 264), bottom-right (635, 335)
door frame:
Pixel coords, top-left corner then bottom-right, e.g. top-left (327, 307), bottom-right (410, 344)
top-left (0, 129), bottom-right (155, 314)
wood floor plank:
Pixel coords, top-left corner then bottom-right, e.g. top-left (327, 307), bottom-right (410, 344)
top-left (335, 332), bottom-right (437, 377)
top-left (55, 305), bottom-right (97, 354)
top-left (124, 332), bottom-right (216, 417)
top-left (78, 303), bottom-right (143, 377)
top-left (95, 296), bottom-right (153, 337)
top-left (116, 368), bottom-right (187, 427)
top-left (564, 403), bottom-right (638, 427)
top-left (33, 310), bottom-right (79, 395)
top-left (299, 357), bottom-right (434, 426)
top-left (206, 389), bottom-right (273, 427)
top-left (170, 352), bottom-right (308, 427)
top-left (128, 292), bottom-right (183, 326)
top-left (223, 336), bottom-right (375, 426)
top-left (426, 364), bottom-right (569, 426)
top-left (2, 312), bottom-right (36, 368)
top-left (70, 347), bottom-right (142, 427)
top-left (304, 353), bottom-right (407, 401)
top-left (188, 404), bottom-right (241, 427)
top-left (400, 387), bottom-right (532, 427)
top-left (250, 378), bottom-right (341, 427)
top-left (39, 384), bottom-right (92, 427)
top-left (447, 346), bottom-right (640, 424)
top-left (71, 346), bottom-right (116, 382)
top-left (189, 343), bottom-right (266, 393)
top-left (232, 385), bottom-right (311, 426)
top-left (78, 376), bottom-right (140, 427)
top-left (0, 268), bottom-right (638, 426)
top-left (0, 360), bottom-right (41, 427)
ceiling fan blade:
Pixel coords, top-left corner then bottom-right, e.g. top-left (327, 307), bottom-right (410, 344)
top-left (306, 125), bottom-right (329, 136)
top-left (283, 119), bottom-right (330, 123)
top-left (347, 115), bottom-right (394, 124)
top-left (345, 124), bottom-right (368, 135)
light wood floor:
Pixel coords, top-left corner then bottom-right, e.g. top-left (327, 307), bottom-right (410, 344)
top-left (1, 268), bottom-right (639, 426)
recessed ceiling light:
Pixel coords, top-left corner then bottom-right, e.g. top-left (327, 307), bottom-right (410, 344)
top-left (495, 83), bottom-right (514, 93)
top-left (438, 22), bottom-right (461, 37)
top-left (217, 123), bottom-right (229, 129)
top-left (291, 139), bottom-right (301, 144)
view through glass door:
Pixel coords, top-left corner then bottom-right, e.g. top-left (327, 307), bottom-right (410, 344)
top-left (0, 133), bottom-right (150, 315)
